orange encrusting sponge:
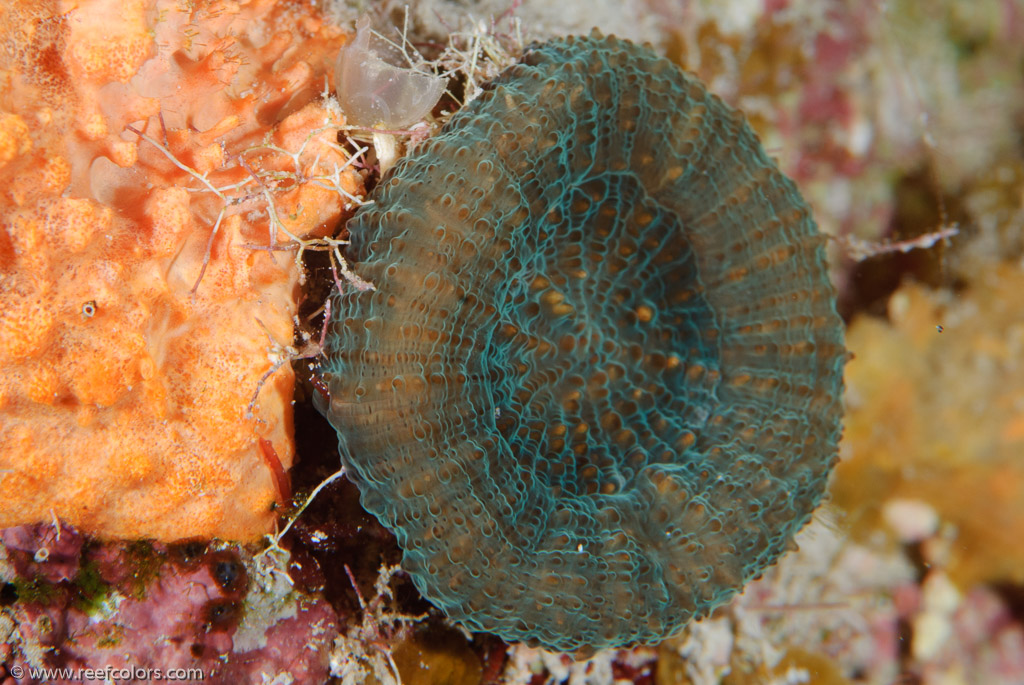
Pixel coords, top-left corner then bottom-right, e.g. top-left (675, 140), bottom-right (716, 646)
top-left (0, 0), bottom-right (361, 540)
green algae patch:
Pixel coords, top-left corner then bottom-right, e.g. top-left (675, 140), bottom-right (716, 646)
top-left (72, 559), bottom-right (110, 615)
top-left (12, 575), bottom-right (59, 606)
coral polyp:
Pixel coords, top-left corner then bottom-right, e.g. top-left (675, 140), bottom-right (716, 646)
top-left (318, 32), bottom-right (846, 653)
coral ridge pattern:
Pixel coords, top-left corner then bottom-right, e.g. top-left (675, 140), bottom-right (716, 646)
top-left (319, 33), bottom-right (846, 653)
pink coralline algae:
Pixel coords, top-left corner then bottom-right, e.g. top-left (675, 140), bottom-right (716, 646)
top-left (0, 524), bottom-right (338, 684)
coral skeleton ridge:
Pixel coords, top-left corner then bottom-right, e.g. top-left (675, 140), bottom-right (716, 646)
top-left (320, 32), bottom-right (846, 652)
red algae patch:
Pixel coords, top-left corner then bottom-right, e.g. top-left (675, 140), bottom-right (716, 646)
top-left (0, 0), bottom-right (362, 540)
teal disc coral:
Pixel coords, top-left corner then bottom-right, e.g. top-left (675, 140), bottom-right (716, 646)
top-left (318, 32), bottom-right (846, 653)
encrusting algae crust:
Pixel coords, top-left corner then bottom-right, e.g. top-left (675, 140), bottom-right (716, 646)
top-left (0, 0), bottom-right (362, 540)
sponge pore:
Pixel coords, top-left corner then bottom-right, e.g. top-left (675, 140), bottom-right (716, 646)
top-left (318, 33), bottom-right (846, 653)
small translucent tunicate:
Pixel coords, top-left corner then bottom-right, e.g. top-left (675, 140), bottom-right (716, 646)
top-left (334, 17), bottom-right (446, 130)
